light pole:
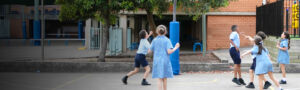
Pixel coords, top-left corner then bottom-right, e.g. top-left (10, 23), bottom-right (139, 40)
top-left (170, 0), bottom-right (180, 75)
top-left (41, 0), bottom-right (45, 61)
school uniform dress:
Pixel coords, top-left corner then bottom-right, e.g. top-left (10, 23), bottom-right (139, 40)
top-left (229, 31), bottom-right (241, 64)
top-left (251, 46), bottom-right (273, 75)
top-left (150, 36), bottom-right (173, 79)
top-left (250, 42), bottom-right (265, 70)
top-left (277, 39), bottom-right (290, 64)
top-left (250, 45), bottom-right (257, 70)
top-left (134, 39), bottom-right (151, 68)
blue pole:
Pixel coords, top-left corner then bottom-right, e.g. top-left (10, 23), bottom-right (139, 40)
top-left (287, 9), bottom-right (289, 32)
top-left (78, 20), bottom-right (83, 39)
top-left (22, 21), bottom-right (26, 39)
top-left (170, 21), bottom-right (180, 75)
top-left (33, 20), bottom-right (41, 46)
top-left (33, 0), bottom-right (40, 46)
top-left (170, 0), bottom-right (180, 75)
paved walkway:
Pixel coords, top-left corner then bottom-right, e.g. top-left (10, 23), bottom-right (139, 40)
top-left (0, 40), bottom-right (203, 61)
top-left (1, 72), bottom-right (299, 90)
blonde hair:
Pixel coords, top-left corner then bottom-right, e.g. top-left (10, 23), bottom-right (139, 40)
top-left (156, 25), bottom-right (167, 35)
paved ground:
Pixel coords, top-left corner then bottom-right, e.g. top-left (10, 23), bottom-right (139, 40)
top-left (0, 40), bottom-right (208, 62)
top-left (1, 72), bottom-right (300, 90)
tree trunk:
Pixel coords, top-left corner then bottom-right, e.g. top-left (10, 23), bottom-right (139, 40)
top-left (146, 9), bottom-right (157, 36)
top-left (98, 13), bottom-right (110, 62)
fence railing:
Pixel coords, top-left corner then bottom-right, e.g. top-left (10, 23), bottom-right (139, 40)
top-left (256, 0), bottom-right (284, 37)
top-left (108, 26), bottom-right (122, 55)
top-left (90, 26), bottom-right (123, 55)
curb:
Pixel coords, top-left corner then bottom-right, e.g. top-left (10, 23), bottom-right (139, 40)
top-left (0, 62), bottom-right (299, 73)
top-left (0, 62), bottom-right (231, 73)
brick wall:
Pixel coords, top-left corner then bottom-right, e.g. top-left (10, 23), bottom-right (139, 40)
top-left (215, 0), bottom-right (277, 12)
top-left (207, 15), bottom-right (256, 50)
top-left (10, 19), bottom-right (23, 39)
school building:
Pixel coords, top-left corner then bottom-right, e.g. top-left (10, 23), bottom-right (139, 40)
top-left (0, 0), bottom-right (277, 52)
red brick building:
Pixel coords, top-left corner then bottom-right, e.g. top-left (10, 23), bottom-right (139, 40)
top-left (206, 0), bottom-right (277, 50)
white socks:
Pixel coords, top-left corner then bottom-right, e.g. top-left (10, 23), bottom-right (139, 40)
top-left (282, 78), bottom-right (286, 81)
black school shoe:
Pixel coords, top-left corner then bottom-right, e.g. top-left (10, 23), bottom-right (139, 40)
top-left (279, 80), bottom-right (287, 84)
top-left (245, 82), bottom-right (255, 88)
top-left (263, 81), bottom-right (272, 89)
top-left (141, 79), bottom-right (151, 86)
top-left (232, 78), bottom-right (241, 85)
top-left (122, 76), bottom-right (128, 85)
top-left (239, 78), bottom-right (246, 85)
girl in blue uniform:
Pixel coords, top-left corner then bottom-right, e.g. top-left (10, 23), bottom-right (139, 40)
top-left (242, 31), bottom-right (271, 89)
top-left (241, 36), bottom-right (282, 90)
top-left (277, 31), bottom-right (290, 84)
top-left (148, 25), bottom-right (180, 90)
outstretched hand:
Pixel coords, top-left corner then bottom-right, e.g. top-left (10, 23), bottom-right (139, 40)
top-left (149, 31), bottom-right (153, 36)
top-left (175, 43), bottom-right (180, 48)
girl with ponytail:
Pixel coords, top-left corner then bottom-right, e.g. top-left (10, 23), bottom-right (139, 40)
top-left (241, 36), bottom-right (283, 90)
top-left (277, 31), bottom-right (290, 84)
top-left (148, 25), bottom-right (180, 90)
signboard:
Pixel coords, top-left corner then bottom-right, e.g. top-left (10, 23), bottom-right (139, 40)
top-left (292, 3), bottom-right (299, 29)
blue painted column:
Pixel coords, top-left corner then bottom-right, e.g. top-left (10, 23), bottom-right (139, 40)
top-left (22, 21), bottom-right (26, 39)
top-left (169, 21), bottom-right (180, 75)
top-left (78, 20), bottom-right (84, 45)
top-left (33, 0), bottom-right (41, 46)
top-left (170, 0), bottom-right (180, 75)
top-left (78, 20), bottom-right (83, 39)
top-left (33, 20), bottom-right (41, 45)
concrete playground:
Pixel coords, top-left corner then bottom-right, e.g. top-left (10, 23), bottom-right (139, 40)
top-left (1, 72), bottom-right (300, 90)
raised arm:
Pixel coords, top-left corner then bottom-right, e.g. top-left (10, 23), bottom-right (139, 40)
top-left (241, 50), bottom-right (252, 58)
top-left (167, 43), bottom-right (180, 54)
top-left (240, 32), bottom-right (254, 42)
top-left (145, 31), bottom-right (153, 39)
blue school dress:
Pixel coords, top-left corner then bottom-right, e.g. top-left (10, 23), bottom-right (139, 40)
top-left (251, 45), bottom-right (273, 75)
top-left (277, 39), bottom-right (290, 64)
top-left (150, 35), bottom-right (173, 79)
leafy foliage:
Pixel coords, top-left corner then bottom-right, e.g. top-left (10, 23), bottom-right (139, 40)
top-left (178, 0), bottom-right (233, 20)
top-left (56, 0), bottom-right (123, 24)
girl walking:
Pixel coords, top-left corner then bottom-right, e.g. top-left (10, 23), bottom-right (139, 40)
top-left (148, 25), bottom-right (180, 90)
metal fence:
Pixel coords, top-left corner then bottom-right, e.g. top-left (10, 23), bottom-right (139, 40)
top-left (90, 26), bottom-right (123, 55)
top-left (108, 26), bottom-right (122, 55)
top-left (256, 0), bottom-right (284, 37)
top-left (90, 28), bottom-right (102, 49)
top-left (0, 5), bottom-right (10, 39)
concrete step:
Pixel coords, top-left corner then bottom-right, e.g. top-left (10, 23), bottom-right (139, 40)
top-left (1, 62), bottom-right (299, 73)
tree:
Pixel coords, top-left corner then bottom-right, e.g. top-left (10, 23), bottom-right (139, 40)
top-left (124, 0), bottom-right (233, 35)
top-left (56, 0), bottom-right (124, 62)
top-left (123, 0), bottom-right (170, 36)
top-left (178, 0), bottom-right (233, 21)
